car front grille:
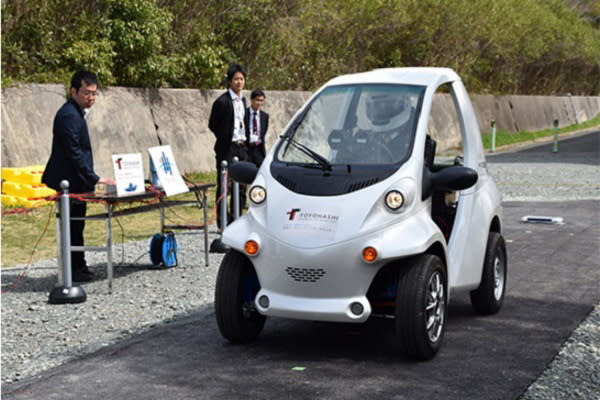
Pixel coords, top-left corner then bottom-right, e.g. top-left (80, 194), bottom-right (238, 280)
top-left (285, 266), bottom-right (326, 283)
top-left (347, 177), bottom-right (380, 193)
top-left (276, 175), bottom-right (297, 191)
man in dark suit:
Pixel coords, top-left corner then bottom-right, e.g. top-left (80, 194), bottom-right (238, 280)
top-left (42, 70), bottom-right (115, 282)
top-left (208, 64), bottom-right (248, 229)
top-left (245, 89), bottom-right (269, 168)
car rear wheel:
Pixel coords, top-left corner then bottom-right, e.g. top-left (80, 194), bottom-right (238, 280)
top-left (470, 232), bottom-right (507, 315)
top-left (395, 254), bottom-right (447, 360)
top-left (215, 250), bottom-right (265, 343)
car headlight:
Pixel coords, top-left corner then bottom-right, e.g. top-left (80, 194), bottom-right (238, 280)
top-left (384, 190), bottom-right (404, 211)
top-left (249, 185), bottom-right (267, 204)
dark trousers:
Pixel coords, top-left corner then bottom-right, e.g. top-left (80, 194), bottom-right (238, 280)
top-left (215, 144), bottom-right (248, 229)
top-left (68, 200), bottom-right (87, 270)
top-left (247, 145), bottom-right (265, 168)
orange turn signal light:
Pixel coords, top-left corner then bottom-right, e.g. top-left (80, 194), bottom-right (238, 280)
top-left (245, 240), bottom-right (259, 256)
top-left (362, 246), bottom-right (378, 263)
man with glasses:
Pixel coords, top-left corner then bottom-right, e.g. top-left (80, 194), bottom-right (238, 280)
top-left (42, 70), bottom-right (115, 282)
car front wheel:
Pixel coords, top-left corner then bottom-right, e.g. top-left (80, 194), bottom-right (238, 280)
top-left (395, 254), bottom-right (447, 360)
top-left (215, 250), bottom-right (265, 343)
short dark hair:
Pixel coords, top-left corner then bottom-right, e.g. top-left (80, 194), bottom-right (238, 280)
top-left (251, 89), bottom-right (265, 99)
top-left (226, 64), bottom-right (247, 83)
top-left (71, 70), bottom-right (98, 90)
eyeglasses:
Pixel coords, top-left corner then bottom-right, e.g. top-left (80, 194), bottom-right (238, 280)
top-left (81, 90), bottom-right (98, 97)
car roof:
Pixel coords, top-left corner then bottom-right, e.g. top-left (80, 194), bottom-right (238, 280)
top-left (325, 67), bottom-right (460, 88)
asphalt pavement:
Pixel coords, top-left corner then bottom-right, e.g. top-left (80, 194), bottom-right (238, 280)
top-left (3, 132), bottom-right (599, 400)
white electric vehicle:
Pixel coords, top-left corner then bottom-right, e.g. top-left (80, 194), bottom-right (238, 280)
top-left (215, 67), bottom-right (507, 360)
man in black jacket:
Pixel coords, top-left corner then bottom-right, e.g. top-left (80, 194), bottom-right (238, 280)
top-left (208, 64), bottom-right (248, 228)
top-left (245, 89), bottom-right (269, 168)
top-left (42, 70), bottom-right (115, 282)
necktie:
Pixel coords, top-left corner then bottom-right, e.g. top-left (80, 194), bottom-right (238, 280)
top-left (253, 112), bottom-right (259, 143)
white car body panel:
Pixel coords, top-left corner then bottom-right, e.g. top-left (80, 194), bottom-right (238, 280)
top-left (222, 67), bottom-right (503, 323)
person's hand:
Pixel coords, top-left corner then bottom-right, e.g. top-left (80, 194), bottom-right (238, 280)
top-left (98, 177), bottom-right (116, 185)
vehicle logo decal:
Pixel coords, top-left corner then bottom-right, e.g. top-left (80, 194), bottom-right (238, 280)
top-left (286, 208), bottom-right (301, 220)
top-left (282, 208), bottom-right (340, 241)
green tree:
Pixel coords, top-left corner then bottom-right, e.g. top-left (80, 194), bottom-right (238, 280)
top-left (1, 0), bottom-right (227, 88)
top-left (2, 0), bottom-right (599, 93)
top-left (1, 0), bottom-right (114, 85)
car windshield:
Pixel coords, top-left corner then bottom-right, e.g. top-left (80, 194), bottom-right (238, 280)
top-left (277, 84), bottom-right (425, 166)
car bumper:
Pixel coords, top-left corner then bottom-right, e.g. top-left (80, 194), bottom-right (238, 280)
top-left (223, 210), bottom-right (444, 323)
top-left (255, 290), bottom-right (371, 323)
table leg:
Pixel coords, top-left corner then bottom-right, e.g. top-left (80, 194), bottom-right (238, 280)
top-left (106, 204), bottom-right (113, 293)
top-left (191, 189), bottom-right (210, 267)
top-left (160, 203), bottom-right (165, 234)
top-left (202, 190), bottom-right (209, 267)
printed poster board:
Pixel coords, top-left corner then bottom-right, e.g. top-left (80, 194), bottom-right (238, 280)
top-left (148, 145), bottom-right (189, 197)
top-left (111, 153), bottom-right (146, 197)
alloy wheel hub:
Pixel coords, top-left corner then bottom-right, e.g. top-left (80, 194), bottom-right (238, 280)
top-left (425, 272), bottom-right (445, 343)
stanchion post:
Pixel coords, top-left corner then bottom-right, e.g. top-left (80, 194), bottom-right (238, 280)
top-left (220, 160), bottom-right (228, 231)
top-left (232, 156), bottom-right (240, 220)
top-left (210, 161), bottom-right (230, 253)
top-left (491, 120), bottom-right (497, 153)
top-left (49, 180), bottom-right (86, 304)
top-left (552, 119), bottom-right (559, 153)
top-left (55, 201), bottom-right (63, 286)
top-left (61, 183), bottom-right (73, 288)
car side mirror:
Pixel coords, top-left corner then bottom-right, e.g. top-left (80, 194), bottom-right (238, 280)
top-left (422, 166), bottom-right (478, 199)
top-left (229, 161), bottom-right (258, 185)
top-left (432, 166), bottom-right (478, 191)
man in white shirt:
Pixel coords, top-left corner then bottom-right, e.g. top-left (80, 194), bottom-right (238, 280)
top-left (245, 89), bottom-right (269, 168)
top-left (208, 64), bottom-right (249, 227)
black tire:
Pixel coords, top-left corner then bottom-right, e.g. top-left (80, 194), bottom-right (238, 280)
top-left (395, 254), bottom-right (447, 360)
top-left (215, 250), bottom-right (265, 343)
top-left (470, 232), bottom-right (507, 315)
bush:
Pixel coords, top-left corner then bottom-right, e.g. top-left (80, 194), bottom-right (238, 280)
top-left (2, 0), bottom-right (599, 94)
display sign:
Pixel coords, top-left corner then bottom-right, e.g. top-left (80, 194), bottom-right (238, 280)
top-left (148, 145), bottom-right (189, 196)
top-left (111, 153), bottom-right (146, 197)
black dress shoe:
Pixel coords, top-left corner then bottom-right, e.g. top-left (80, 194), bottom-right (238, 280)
top-left (72, 267), bottom-right (94, 282)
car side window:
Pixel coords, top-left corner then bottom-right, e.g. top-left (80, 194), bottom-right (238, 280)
top-left (427, 83), bottom-right (463, 166)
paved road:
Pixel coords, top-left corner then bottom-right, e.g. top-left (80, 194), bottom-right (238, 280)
top-left (3, 133), bottom-right (599, 400)
top-left (486, 130), bottom-right (599, 202)
top-left (488, 128), bottom-right (599, 162)
top-left (528, 129), bottom-right (598, 155)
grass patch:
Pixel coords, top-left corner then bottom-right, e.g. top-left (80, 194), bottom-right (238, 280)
top-left (1, 173), bottom-right (217, 267)
top-left (481, 113), bottom-right (600, 150)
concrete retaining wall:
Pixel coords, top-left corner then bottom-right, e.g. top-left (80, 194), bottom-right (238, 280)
top-left (1, 84), bottom-right (66, 170)
top-left (471, 94), bottom-right (600, 134)
top-left (2, 83), bottom-right (598, 178)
